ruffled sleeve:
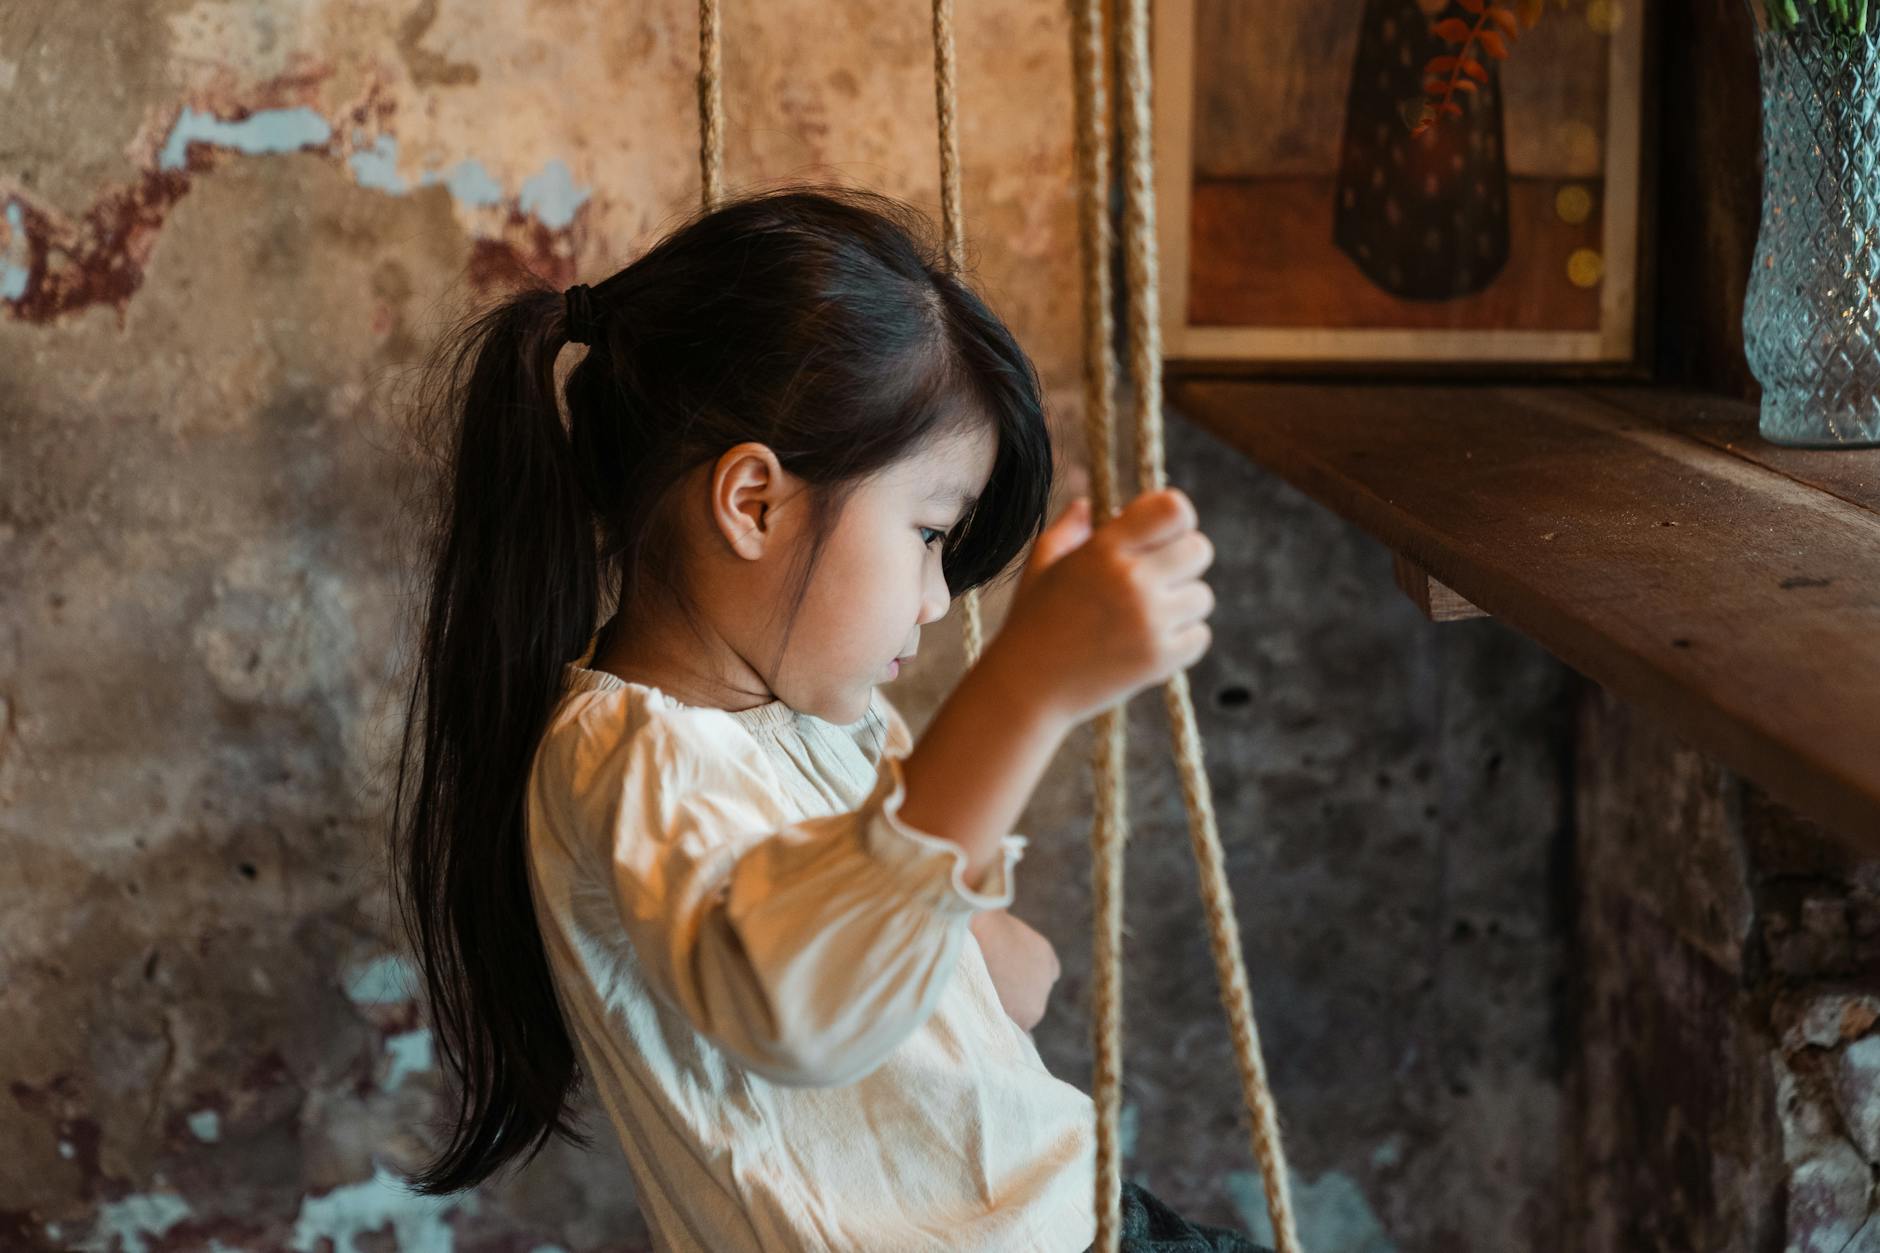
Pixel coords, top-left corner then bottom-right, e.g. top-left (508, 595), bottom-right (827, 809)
top-left (550, 696), bottom-right (1028, 1088)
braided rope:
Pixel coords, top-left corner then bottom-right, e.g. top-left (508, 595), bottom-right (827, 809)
top-left (930, 0), bottom-right (985, 665)
top-left (698, 0), bottom-right (725, 210)
top-left (1068, 0), bottom-right (1128, 1244)
top-left (1112, 0), bottom-right (1302, 1247)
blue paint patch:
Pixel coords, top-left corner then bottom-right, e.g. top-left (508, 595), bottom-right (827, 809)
top-left (518, 159), bottom-right (589, 229)
top-left (290, 1162), bottom-right (475, 1253)
top-left (384, 1027), bottom-right (433, 1091)
top-left (348, 134), bottom-right (408, 194)
top-left (187, 1109), bottom-right (222, 1142)
top-left (1226, 1168), bottom-right (1396, 1253)
top-left (158, 105), bottom-right (333, 171)
top-left (343, 954), bottom-right (418, 1005)
top-left (74, 1193), bottom-right (192, 1253)
top-left (420, 159), bottom-right (505, 207)
top-left (2, 201), bottom-right (29, 301)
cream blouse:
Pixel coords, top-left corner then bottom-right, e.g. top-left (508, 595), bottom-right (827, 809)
top-left (524, 662), bottom-right (1099, 1252)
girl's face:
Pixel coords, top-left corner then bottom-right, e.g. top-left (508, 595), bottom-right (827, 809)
top-left (779, 422), bottom-right (998, 724)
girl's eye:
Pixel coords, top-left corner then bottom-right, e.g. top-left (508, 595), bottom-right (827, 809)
top-left (919, 527), bottom-right (947, 549)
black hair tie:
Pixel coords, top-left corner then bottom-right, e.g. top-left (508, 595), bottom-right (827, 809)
top-left (563, 282), bottom-right (602, 347)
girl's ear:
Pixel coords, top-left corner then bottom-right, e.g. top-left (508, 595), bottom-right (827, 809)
top-left (710, 441), bottom-right (789, 560)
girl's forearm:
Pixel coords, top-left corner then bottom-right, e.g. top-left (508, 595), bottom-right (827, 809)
top-left (895, 640), bottom-right (1075, 889)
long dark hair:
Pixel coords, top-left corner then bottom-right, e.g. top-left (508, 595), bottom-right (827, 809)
top-left (390, 184), bottom-right (1054, 1194)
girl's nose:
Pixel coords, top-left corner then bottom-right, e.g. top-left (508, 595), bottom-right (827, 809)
top-left (918, 563), bottom-right (951, 625)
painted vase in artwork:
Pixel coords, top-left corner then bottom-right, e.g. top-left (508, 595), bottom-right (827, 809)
top-left (1333, 0), bottom-right (1511, 301)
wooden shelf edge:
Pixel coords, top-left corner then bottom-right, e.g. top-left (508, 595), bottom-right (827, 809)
top-left (1170, 379), bottom-right (1880, 845)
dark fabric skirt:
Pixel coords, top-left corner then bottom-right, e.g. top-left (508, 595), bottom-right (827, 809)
top-left (1079, 1180), bottom-right (1278, 1253)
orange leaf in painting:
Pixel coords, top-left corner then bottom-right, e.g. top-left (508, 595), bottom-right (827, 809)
top-left (1461, 57), bottom-right (1488, 81)
top-left (1440, 101), bottom-right (1464, 118)
top-left (1433, 17), bottom-right (1473, 42)
top-left (1477, 29), bottom-right (1510, 58)
top-left (1427, 54), bottom-right (1463, 73)
top-left (1487, 5), bottom-right (1521, 37)
top-left (1452, 78), bottom-right (1478, 93)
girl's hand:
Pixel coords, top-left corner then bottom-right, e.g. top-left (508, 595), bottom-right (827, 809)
top-left (969, 908), bottom-right (1061, 1032)
top-left (993, 488), bottom-right (1216, 728)
top-left (1014, 495), bottom-right (1094, 600)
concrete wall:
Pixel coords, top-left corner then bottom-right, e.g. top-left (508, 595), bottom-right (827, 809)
top-left (1, 2), bottom-right (1577, 1248)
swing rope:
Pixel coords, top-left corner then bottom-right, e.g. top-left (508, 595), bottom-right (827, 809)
top-left (928, 0), bottom-right (988, 666)
top-left (1082, 0), bottom-right (1300, 1241)
top-left (1073, 1), bottom-right (1303, 1248)
top-left (1117, 0), bottom-right (1303, 1242)
top-left (698, 0), bottom-right (725, 210)
top-left (693, 3), bottom-right (1300, 1247)
top-left (1067, 0), bottom-right (1129, 1242)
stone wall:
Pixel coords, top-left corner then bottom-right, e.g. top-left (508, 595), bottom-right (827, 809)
top-left (1567, 690), bottom-right (1880, 1252)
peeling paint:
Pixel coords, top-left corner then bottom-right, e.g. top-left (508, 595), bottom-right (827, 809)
top-left (421, 159), bottom-right (505, 208)
top-left (344, 954), bottom-right (417, 1005)
top-left (0, 171), bottom-right (192, 320)
top-left (289, 1162), bottom-right (474, 1253)
top-left (187, 1108), bottom-right (222, 1142)
top-left (348, 132), bottom-right (409, 195)
top-left (6, 94), bottom-right (589, 324)
top-left (74, 1192), bottom-right (191, 1253)
top-left (158, 106), bottom-right (334, 171)
top-left (1228, 1169), bottom-right (1397, 1253)
top-left (384, 1027), bottom-right (433, 1091)
top-left (517, 159), bottom-right (589, 231)
top-left (1, 202), bottom-right (27, 300)
top-left (345, 130), bottom-right (584, 225)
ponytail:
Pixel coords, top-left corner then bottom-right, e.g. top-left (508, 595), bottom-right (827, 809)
top-left (391, 286), bottom-right (594, 1193)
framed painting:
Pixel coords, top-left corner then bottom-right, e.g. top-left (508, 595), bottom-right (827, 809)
top-left (1153, 0), bottom-right (1650, 372)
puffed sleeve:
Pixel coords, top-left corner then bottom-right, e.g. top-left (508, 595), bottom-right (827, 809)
top-left (556, 698), bottom-right (1028, 1088)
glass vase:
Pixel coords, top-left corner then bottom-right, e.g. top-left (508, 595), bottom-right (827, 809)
top-left (1743, 6), bottom-right (1880, 447)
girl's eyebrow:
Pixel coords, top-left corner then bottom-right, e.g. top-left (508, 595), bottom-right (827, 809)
top-left (927, 486), bottom-right (978, 511)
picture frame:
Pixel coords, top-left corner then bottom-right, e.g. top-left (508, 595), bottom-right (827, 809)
top-left (1153, 0), bottom-right (1651, 374)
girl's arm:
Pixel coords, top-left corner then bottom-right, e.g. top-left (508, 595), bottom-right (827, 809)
top-left (970, 907), bottom-right (1061, 1032)
top-left (894, 642), bottom-right (1075, 893)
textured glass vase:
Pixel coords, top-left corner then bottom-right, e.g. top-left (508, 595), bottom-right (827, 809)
top-left (1743, 9), bottom-right (1880, 447)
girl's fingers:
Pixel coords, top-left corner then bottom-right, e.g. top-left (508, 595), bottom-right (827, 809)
top-left (1112, 488), bottom-right (1197, 553)
top-left (1164, 579), bottom-right (1216, 628)
top-left (1139, 529), bottom-right (1215, 582)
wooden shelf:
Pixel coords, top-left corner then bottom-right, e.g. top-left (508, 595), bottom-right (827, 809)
top-left (1170, 380), bottom-right (1880, 844)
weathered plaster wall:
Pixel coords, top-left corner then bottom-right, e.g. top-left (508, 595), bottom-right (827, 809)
top-left (1, 1), bottom-right (1576, 1249)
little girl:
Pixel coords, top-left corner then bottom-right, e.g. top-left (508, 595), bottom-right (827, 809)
top-left (391, 185), bottom-right (1271, 1252)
